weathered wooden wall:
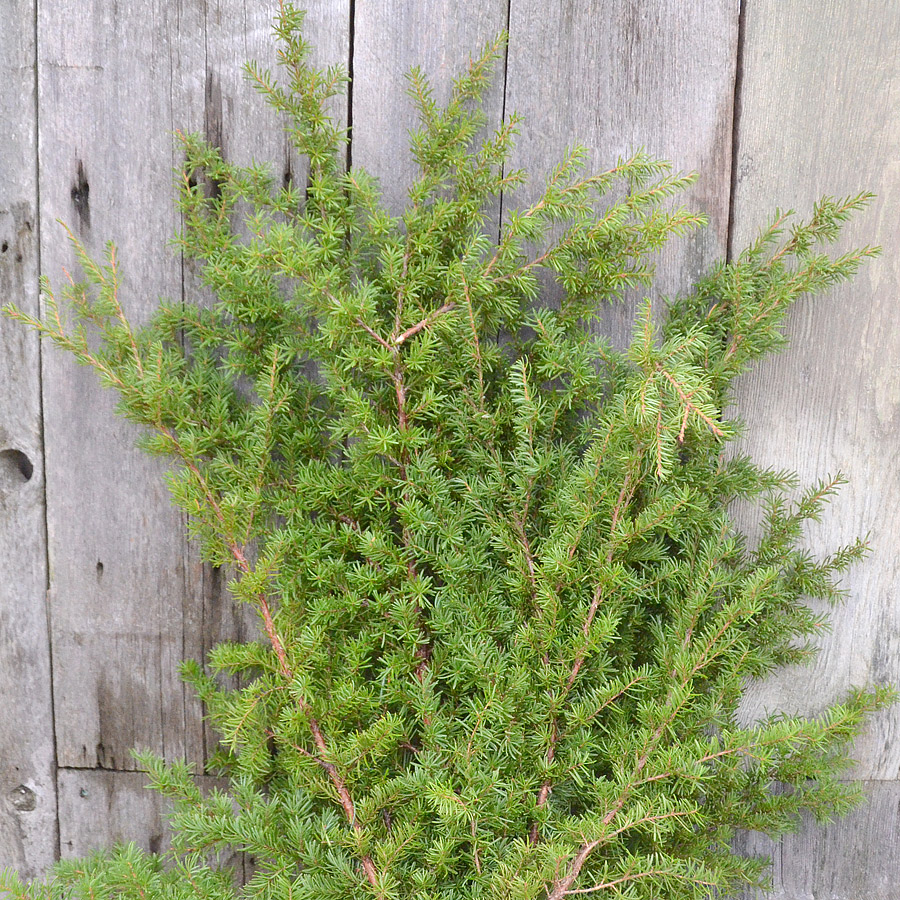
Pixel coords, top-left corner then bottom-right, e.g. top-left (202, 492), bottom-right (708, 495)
top-left (1, 1), bottom-right (898, 894)
top-left (730, 3), bottom-right (900, 895)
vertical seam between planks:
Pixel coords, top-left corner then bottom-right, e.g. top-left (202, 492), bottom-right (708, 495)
top-left (171, 0), bottom-right (183, 771)
top-left (346, 0), bottom-right (356, 172)
top-left (725, 0), bottom-right (747, 262)
top-left (496, 0), bottom-right (512, 244)
top-left (180, 0), bottom-right (188, 768)
top-left (33, 0), bottom-right (62, 864)
top-left (189, 0), bottom-right (212, 768)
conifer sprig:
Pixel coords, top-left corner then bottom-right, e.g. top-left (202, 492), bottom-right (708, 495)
top-left (3, 5), bottom-right (889, 899)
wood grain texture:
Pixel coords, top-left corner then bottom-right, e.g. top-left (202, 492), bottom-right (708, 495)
top-left (177, 0), bottom-right (350, 766)
top-left (38, 0), bottom-right (204, 774)
top-left (0, 0), bottom-right (58, 877)
top-left (504, 0), bottom-right (740, 348)
top-left (731, 0), bottom-right (900, 778)
top-left (351, 0), bottom-right (510, 217)
top-left (57, 768), bottom-right (240, 872)
top-left (730, 2), bottom-right (900, 895)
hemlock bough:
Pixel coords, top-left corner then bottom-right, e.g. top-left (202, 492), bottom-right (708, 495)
top-left (2, 6), bottom-right (891, 899)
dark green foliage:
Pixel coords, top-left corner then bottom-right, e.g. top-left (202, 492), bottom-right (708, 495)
top-left (2, 7), bottom-right (890, 899)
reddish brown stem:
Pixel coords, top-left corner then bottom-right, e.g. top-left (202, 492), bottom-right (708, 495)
top-left (546, 840), bottom-right (603, 900)
top-left (394, 301), bottom-right (455, 345)
top-left (565, 583), bottom-right (606, 693)
top-left (164, 431), bottom-right (382, 893)
top-left (393, 364), bottom-right (409, 432)
top-left (529, 734), bottom-right (556, 844)
top-left (544, 599), bottom-right (751, 898)
top-left (356, 316), bottom-right (394, 352)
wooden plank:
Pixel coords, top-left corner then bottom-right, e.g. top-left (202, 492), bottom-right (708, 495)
top-left (37, 0), bottom-right (348, 781)
top-left (192, 0), bottom-right (349, 219)
top-left (731, 0), bottom-right (900, 782)
top-left (31, 0), bottom-right (349, 869)
top-left (729, 3), bottom-right (900, 895)
top-left (178, 0), bottom-right (351, 764)
top-left (0, 0), bottom-right (58, 877)
top-left (504, 0), bottom-right (740, 347)
top-left (57, 768), bottom-right (241, 872)
top-left (352, 0), bottom-right (510, 217)
top-left (57, 768), bottom-right (174, 860)
top-left (38, 0), bottom-right (202, 775)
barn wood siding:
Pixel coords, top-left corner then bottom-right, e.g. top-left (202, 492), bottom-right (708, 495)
top-left (2, 3), bottom-right (898, 896)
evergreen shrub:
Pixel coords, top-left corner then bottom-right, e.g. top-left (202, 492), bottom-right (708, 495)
top-left (2, 6), bottom-right (891, 899)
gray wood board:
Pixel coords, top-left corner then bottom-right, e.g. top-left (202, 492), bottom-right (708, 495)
top-left (730, 3), bottom-right (900, 896)
top-left (39, 0), bottom-right (217, 776)
top-left (0, 0), bottom-right (58, 877)
top-left (504, 0), bottom-right (740, 348)
top-left (351, 0), bottom-right (510, 217)
top-left (731, 0), bottom-right (900, 786)
top-left (37, 0), bottom-right (345, 777)
top-left (178, 0), bottom-right (350, 765)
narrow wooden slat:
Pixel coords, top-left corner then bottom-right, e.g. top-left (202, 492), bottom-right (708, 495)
top-left (351, 0), bottom-right (510, 217)
top-left (39, 0), bottom-right (202, 774)
top-left (176, 0), bottom-right (351, 766)
top-left (192, 0), bottom-right (349, 205)
top-left (731, 0), bottom-right (900, 781)
top-left (0, 0), bottom-right (57, 877)
top-left (737, 782), bottom-right (900, 899)
top-left (33, 0), bottom-right (349, 867)
top-left (729, 3), bottom-right (900, 895)
top-left (504, 0), bottom-right (740, 347)
top-left (56, 768), bottom-right (178, 859)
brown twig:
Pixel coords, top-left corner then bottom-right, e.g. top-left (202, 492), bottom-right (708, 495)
top-left (546, 840), bottom-right (603, 900)
top-left (356, 316), bottom-right (395, 352)
top-left (544, 590), bottom-right (759, 899)
top-left (157, 425), bottom-right (384, 895)
top-left (393, 301), bottom-right (456, 345)
top-left (561, 866), bottom-right (715, 895)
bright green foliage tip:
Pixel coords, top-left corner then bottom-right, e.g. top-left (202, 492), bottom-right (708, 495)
top-left (2, 4), bottom-right (890, 899)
